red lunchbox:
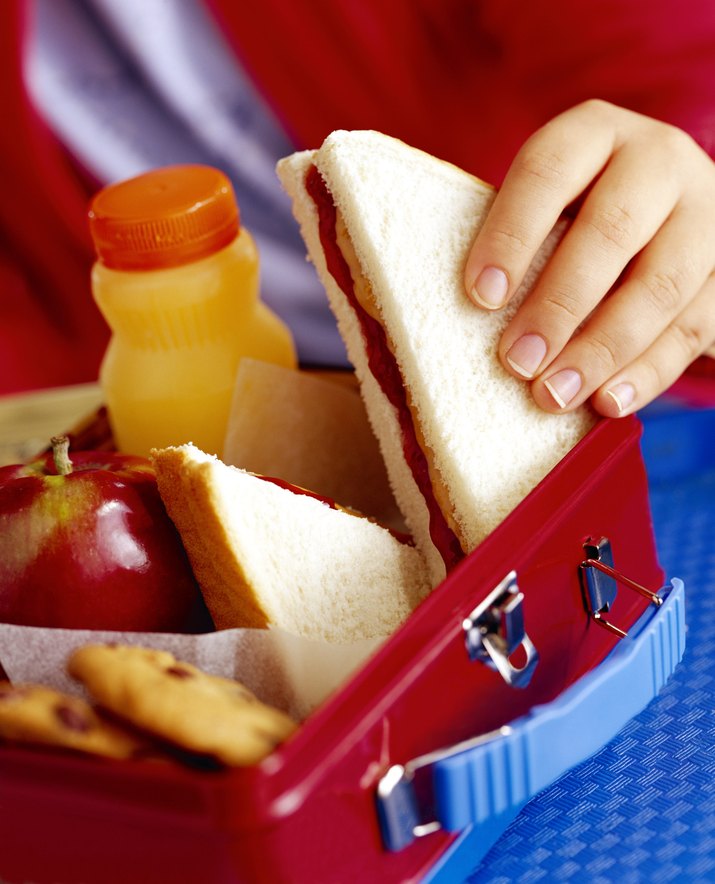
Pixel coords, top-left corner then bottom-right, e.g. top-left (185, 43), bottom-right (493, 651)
top-left (0, 415), bottom-right (683, 884)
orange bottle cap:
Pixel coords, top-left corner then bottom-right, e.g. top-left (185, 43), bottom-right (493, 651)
top-left (88, 165), bottom-right (240, 270)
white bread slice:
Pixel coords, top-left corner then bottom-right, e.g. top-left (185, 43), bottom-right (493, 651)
top-left (151, 443), bottom-right (430, 643)
top-left (222, 359), bottom-right (404, 531)
top-left (277, 131), bottom-right (597, 586)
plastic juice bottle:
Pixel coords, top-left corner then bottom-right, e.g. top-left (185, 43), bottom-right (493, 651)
top-left (88, 164), bottom-right (297, 457)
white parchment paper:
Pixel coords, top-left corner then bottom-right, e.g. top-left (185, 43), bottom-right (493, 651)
top-left (0, 623), bottom-right (385, 721)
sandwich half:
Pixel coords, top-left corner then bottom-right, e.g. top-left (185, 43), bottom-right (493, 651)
top-left (277, 131), bottom-right (597, 586)
top-left (151, 443), bottom-right (430, 643)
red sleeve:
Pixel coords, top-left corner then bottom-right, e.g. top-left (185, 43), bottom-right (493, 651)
top-left (4, 0), bottom-right (715, 396)
top-left (0, 1), bottom-right (108, 395)
top-left (477, 0), bottom-right (715, 156)
top-left (211, 0), bottom-right (715, 180)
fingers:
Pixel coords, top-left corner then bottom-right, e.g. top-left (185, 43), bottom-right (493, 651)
top-left (517, 195), bottom-right (715, 412)
top-left (592, 275), bottom-right (715, 417)
top-left (497, 138), bottom-right (684, 378)
top-left (464, 99), bottom-right (715, 413)
top-left (464, 100), bottom-right (619, 309)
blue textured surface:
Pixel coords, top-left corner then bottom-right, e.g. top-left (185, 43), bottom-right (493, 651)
top-left (463, 412), bottom-right (715, 884)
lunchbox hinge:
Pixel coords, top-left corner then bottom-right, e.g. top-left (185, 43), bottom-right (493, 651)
top-left (463, 571), bottom-right (539, 689)
top-left (580, 536), bottom-right (663, 638)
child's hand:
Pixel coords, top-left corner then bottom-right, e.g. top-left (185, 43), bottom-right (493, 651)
top-left (464, 99), bottom-right (715, 416)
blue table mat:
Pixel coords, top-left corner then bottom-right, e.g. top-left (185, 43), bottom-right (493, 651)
top-left (466, 408), bottom-right (715, 884)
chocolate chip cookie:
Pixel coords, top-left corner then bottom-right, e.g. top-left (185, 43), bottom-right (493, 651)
top-left (0, 682), bottom-right (154, 760)
top-left (68, 644), bottom-right (297, 766)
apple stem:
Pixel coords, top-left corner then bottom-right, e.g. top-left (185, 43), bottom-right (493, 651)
top-left (50, 435), bottom-right (73, 476)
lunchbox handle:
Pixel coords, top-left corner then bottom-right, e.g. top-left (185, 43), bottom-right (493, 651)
top-left (376, 578), bottom-right (685, 853)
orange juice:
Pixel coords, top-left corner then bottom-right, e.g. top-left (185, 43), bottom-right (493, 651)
top-left (88, 165), bottom-right (296, 456)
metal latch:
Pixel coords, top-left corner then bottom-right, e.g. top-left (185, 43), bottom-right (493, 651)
top-left (580, 536), bottom-right (663, 638)
top-left (376, 725), bottom-right (512, 852)
top-left (377, 574), bottom-right (537, 851)
top-left (463, 571), bottom-right (539, 688)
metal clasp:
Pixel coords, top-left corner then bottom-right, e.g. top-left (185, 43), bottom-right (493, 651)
top-left (463, 571), bottom-right (539, 688)
top-left (580, 537), bottom-right (663, 638)
top-left (376, 725), bottom-right (511, 852)
top-left (377, 574), bottom-right (537, 851)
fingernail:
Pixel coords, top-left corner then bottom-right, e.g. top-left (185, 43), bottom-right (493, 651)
top-left (544, 369), bottom-right (582, 408)
top-left (472, 266), bottom-right (508, 309)
top-left (506, 334), bottom-right (548, 379)
top-left (605, 382), bottom-right (635, 414)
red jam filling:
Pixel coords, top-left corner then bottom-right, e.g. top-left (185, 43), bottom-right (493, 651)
top-left (305, 165), bottom-right (464, 571)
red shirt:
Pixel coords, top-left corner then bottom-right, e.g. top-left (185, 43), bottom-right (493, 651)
top-left (2, 0), bottom-right (715, 393)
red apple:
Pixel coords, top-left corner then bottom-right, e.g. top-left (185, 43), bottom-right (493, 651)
top-left (0, 436), bottom-right (213, 632)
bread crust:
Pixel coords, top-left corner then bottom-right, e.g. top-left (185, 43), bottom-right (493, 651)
top-left (277, 151), bottom-right (447, 585)
top-left (151, 443), bottom-right (431, 642)
top-left (152, 445), bottom-right (270, 630)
